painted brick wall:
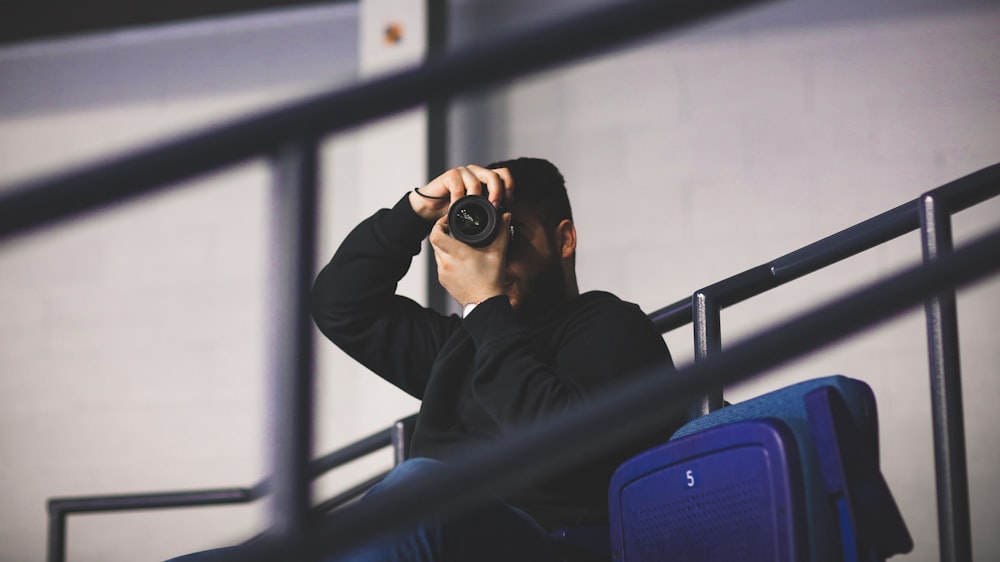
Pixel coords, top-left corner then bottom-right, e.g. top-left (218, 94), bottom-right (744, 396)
top-left (449, 1), bottom-right (1000, 560)
top-left (0, 5), bottom-right (410, 562)
top-left (1, 1), bottom-right (998, 561)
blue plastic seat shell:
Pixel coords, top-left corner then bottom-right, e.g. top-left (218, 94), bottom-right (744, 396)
top-left (609, 418), bottom-right (807, 562)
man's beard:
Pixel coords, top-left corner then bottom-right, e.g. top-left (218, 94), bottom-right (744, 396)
top-left (513, 251), bottom-right (568, 322)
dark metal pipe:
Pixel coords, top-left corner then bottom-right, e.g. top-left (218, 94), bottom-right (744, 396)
top-left (0, 0), bottom-right (775, 240)
top-left (648, 202), bottom-right (916, 332)
top-left (46, 511), bottom-right (65, 562)
top-left (392, 415), bottom-right (418, 466)
top-left (425, 0), bottom-right (452, 316)
top-left (48, 427), bottom-right (394, 514)
top-left (770, 201), bottom-right (918, 283)
top-left (647, 163), bottom-right (1000, 334)
top-left (210, 221), bottom-right (1000, 562)
top-left (930, 161), bottom-right (1000, 212)
top-left (691, 291), bottom-right (724, 418)
top-left (705, 265), bottom-right (776, 308)
top-left (919, 193), bottom-right (972, 562)
top-left (308, 428), bottom-right (394, 479)
top-left (766, 163), bottom-right (996, 287)
top-left (43, 418), bottom-right (407, 560)
top-left (266, 138), bottom-right (319, 539)
top-left (47, 489), bottom-right (255, 514)
top-left (648, 297), bottom-right (692, 333)
top-left (311, 471), bottom-right (392, 516)
top-left (46, 488), bottom-right (254, 562)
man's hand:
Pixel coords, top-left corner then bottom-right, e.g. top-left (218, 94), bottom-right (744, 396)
top-left (429, 212), bottom-right (511, 308)
top-left (410, 165), bottom-right (513, 222)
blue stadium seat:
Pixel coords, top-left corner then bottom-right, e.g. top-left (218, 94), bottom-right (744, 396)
top-left (609, 417), bottom-right (807, 561)
top-left (606, 375), bottom-right (911, 562)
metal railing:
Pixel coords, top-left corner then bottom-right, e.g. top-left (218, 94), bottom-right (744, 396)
top-left (2, 0), bottom-right (995, 560)
top-left (646, 162), bottom-right (1000, 562)
top-left (42, 161), bottom-right (1000, 562)
top-left (206, 216), bottom-right (1000, 562)
top-left (46, 416), bottom-right (415, 562)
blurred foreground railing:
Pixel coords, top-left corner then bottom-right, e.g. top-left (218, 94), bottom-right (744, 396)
top-left (4, 0), bottom-right (993, 559)
top-left (647, 162), bottom-right (999, 561)
top-left (0, 0), bottom-right (775, 560)
top-left (43, 162), bottom-right (998, 562)
top-left (206, 214), bottom-right (1000, 562)
top-left (44, 209), bottom-right (1000, 560)
top-left (0, 0), bottom-right (772, 239)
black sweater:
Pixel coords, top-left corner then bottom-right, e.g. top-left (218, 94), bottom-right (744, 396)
top-left (311, 195), bottom-right (677, 529)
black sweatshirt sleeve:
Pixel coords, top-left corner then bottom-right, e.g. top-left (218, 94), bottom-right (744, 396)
top-left (462, 291), bottom-right (673, 433)
top-left (310, 195), bottom-right (460, 399)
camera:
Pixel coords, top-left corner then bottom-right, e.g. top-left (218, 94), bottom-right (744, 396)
top-left (448, 194), bottom-right (504, 247)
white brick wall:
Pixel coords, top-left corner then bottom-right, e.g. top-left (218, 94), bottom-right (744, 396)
top-left (1, 1), bottom-right (998, 561)
top-left (450, 2), bottom-right (1000, 561)
top-left (0, 5), bottom-right (418, 562)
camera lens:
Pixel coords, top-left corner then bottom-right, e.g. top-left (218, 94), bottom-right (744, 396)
top-left (454, 206), bottom-right (489, 236)
top-left (448, 194), bottom-right (499, 247)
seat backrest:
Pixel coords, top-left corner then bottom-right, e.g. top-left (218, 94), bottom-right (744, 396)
top-left (609, 417), bottom-right (807, 562)
top-left (670, 375), bottom-right (877, 562)
top-left (609, 375), bottom-right (898, 562)
top-left (804, 386), bottom-right (912, 561)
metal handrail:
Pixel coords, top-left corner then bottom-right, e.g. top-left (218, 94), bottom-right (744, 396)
top-left (42, 162), bottom-right (999, 559)
top-left (44, 160), bottom-right (999, 558)
top-left (647, 161), bottom-right (997, 558)
top-left (46, 415), bottom-right (414, 562)
top-left (211, 219), bottom-right (1000, 562)
top-left (649, 162), bottom-right (1000, 332)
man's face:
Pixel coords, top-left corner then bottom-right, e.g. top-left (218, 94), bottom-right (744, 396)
top-left (502, 204), bottom-right (567, 319)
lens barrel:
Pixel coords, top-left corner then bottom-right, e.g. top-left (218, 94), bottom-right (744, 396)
top-left (448, 194), bottom-right (500, 247)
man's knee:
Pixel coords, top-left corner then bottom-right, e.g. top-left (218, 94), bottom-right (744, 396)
top-left (366, 458), bottom-right (446, 498)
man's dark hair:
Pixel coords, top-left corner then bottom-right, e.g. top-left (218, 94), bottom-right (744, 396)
top-left (488, 157), bottom-right (573, 231)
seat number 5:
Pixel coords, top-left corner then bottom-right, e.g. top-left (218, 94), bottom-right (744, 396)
top-left (685, 469), bottom-right (695, 488)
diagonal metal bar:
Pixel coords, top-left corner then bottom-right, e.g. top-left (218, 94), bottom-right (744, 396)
top-left (0, 0), bottom-right (776, 240)
top-left (648, 162), bottom-right (1000, 332)
top-left (208, 223), bottom-right (1000, 562)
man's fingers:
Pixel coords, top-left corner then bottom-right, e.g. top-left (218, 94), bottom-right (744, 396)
top-left (466, 164), bottom-right (501, 206)
top-left (453, 167), bottom-right (484, 203)
top-left (467, 164), bottom-right (511, 208)
top-left (490, 167), bottom-right (515, 204)
top-left (429, 215), bottom-right (456, 253)
top-left (426, 164), bottom-right (513, 210)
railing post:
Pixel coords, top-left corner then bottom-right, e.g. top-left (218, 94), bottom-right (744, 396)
top-left (47, 507), bottom-right (66, 562)
top-left (267, 137), bottom-right (320, 549)
top-left (691, 291), bottom-right (725, 419)
top-left (919, 194), bottom-right (973, 562)
top-left (392, 415), bottom-right (418, 466)
top-left (425, 0), bottom-right (452, 315)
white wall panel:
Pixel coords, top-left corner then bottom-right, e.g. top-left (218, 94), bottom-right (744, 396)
top-left (0, 5), bottom-right (361, 561)
top-left (448, 3), bottom-right (1000, 561)
top-left (1, 1), bottom-right (998, 561)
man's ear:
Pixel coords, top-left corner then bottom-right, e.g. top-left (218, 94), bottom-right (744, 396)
top-left (556, 219), bottom-right (577, 259)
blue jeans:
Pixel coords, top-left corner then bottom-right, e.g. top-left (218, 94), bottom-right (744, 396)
top-left (167, 458), bottom-right (561, 562)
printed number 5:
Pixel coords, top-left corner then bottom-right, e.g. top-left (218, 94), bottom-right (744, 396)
top-left (686, 469), bottom-right (695, 488)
